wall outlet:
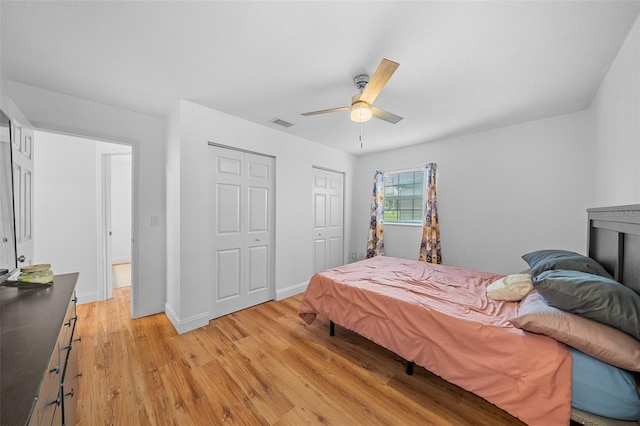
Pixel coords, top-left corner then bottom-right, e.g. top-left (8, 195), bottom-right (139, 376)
top-left (358, 253), bottom-right (365, 260)
top-left (350, 252), bottom-right (357, 261)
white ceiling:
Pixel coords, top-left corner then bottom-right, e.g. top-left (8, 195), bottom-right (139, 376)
top-left (2, 1), bottom-right (639, 155)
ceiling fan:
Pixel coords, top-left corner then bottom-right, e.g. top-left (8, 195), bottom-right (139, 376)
top-left (301, 58), bottom-right (403, 124)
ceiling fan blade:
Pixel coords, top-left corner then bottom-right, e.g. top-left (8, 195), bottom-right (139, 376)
top-left (360, 58), bottom-right (399, 105)
top-left (301, 106), bottom-right (350, 116)
top-left (371, 106), bottom-right (403, 124)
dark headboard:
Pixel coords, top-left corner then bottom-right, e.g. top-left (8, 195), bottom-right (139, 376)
top-left (587, 205), bottom-right (640, 293)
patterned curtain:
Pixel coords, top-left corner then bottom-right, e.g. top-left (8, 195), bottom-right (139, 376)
top-left (366, 170), bottom-right (385, 258)
top-left (418, 163), bottom-right (441, 263)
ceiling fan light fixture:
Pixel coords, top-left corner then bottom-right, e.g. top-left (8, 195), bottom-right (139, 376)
top-left (350, 101), bottom-right (372, 122)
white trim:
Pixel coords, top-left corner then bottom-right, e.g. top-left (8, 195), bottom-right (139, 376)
top-left (207, 141), bottom-right (275, 158)
top-left (276, 281), bottom-right (308, 300)
top-left (165, 303), bottom-right (209, 334)
top-left (96, 153), bottom-right (113, 301)
top-left (76, 290), bottom-right (99, 305)
top-left (134, 302), bottom-right (165, 319)
top-left (384, 165), bottom-right (427, 175)
top-left (312, 165), bottom-right (344, 175)
top-left (385, 222), bottom-right (422, 227)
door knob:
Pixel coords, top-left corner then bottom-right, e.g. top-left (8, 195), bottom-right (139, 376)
top-left (255, 238), bottom-right (260, 242)
top-left (17, 255), bottom-right (25, 263)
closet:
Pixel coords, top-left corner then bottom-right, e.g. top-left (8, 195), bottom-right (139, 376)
top-left (208, 144), bottom-right (275, 318)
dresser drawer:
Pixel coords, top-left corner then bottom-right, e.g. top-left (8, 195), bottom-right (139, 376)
top-left (59, 296), bottom-right (77, 350)
top-left (29, 340), bottom-right (61, 425)
top-left (61, 339), bottom-right (80, 426)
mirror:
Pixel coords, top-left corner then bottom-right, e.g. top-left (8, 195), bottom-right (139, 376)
top-left (0, 108), bottom-right (17, 283)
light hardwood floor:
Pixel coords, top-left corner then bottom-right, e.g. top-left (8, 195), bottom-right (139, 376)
top-left (76, 287), bottom-right (525, 425)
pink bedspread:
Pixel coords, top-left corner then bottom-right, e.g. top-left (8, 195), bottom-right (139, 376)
top-left (299, 256), bottom-right (571, 426)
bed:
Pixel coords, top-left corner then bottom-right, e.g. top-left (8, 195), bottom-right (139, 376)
top-left (299, 205), bottom-right (640, 426)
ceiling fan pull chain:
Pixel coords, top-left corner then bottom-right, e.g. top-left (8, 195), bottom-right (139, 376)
top-left (360, 121), bottom-right (364, 149)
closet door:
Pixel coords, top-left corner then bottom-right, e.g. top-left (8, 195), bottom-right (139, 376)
top-left (312, 168), bottom-right (344, 273)
top-left (209, 146), bottom-right (274, 319)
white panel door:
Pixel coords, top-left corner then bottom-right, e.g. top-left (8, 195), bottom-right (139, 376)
top-left (312, 168), bottom-right (344, 273)
top-left (210, 146), bottom-right (274, 319)
top-left (11, 121), bottom-right (34, 267)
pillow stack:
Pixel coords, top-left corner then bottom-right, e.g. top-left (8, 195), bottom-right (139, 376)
top-left (516, 249), bottom-right (640, 344)
top-left (509, 249), bottom-right (640, 421)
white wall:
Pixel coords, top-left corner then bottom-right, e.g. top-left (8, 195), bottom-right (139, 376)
top-left (34, 132), bottom-right (99, 300)
top-left (166, 100), bottom-right (356, 333)
top-left (353, 111), bottom-right (589, 275)
top-left (110, 154), bottom-right (132, 263)
top-left (587, 15), bottom-right (640, 207)
top-left (7, 82), bottom-right (165, 318)
top-left (0, 72), bottom-right (7, 111)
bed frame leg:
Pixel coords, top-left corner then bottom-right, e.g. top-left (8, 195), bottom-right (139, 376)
top-left (329, 320), bottom-right (335, 336)
top-left (406, 361), bottom-right (414, 376)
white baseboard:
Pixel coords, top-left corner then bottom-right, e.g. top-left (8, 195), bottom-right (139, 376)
top-left (165, 302), bottom-right (209, 334)
top-left (76, 290), bottom-right (99, 305)
top-left (136, 302), bottom-right (165, 318)
top-left (275, 281), bottom-right (308, 301)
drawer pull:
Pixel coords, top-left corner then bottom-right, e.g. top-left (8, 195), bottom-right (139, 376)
top-left (63, 344), bottom-right (72, 351)
top-left (72, 296), bottom-right (78, 303)
top-left (77, 372), bottom-right (83, 378)
top-left (49, 364), bottom-right (60, 374)
top-left (46, 396), bottom-right (61, 407)
top-left (65, 389), bottom-right (74, 398)
top-left (74, 337), bottom-right (82, 343)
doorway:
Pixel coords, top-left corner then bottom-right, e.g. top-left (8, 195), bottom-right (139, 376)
top-left (33, 131), bottom-right (133, 307)
top-left (100, 150), bottom-right (133, 300)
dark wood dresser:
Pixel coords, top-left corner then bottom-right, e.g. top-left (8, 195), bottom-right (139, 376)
top-left (1, 273), bottom-right (81, 425)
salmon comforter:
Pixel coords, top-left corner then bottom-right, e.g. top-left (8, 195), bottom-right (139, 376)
top-left (299, 256), bottom-right (572, 426)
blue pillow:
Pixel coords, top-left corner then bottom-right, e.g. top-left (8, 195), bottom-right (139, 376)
top-left (569, 346), bottom-right (640, 421)
top-left (522, 249), bottom-right (613, 279)
top-left (534, 269), bottom-right (640, 340)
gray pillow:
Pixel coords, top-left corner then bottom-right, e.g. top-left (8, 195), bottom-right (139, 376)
top-left (534, 269), bottom-right (640, 340)
top-left (522, 249), bottom-right (613, 279)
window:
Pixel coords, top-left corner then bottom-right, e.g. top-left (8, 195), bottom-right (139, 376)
top-left (383, 169), bottom-right (424, 224)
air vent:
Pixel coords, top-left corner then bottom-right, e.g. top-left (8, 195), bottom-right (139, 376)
top-left (269, 118), bottom-right (294, 128)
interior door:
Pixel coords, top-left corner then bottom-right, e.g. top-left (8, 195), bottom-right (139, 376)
top-left (209, 146), bottom-right (274, 319)
top-left (312, 167), bottom-right (344, 273)
top-left (11, 121), bottom-right (34, 267)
